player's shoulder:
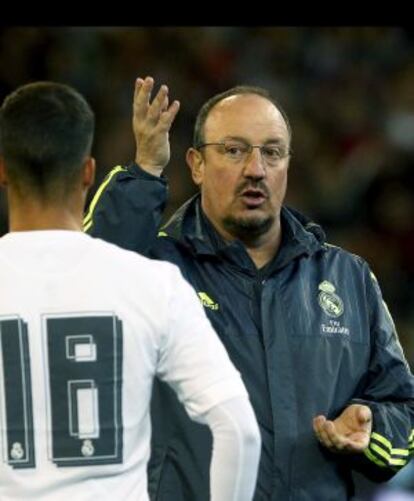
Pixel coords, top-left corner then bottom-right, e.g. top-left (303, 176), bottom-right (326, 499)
top-left (86, 234), bottom-right (180, 279)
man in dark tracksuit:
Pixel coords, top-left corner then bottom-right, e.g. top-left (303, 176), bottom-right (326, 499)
top-left (84, 77), bottom-right (414, 500)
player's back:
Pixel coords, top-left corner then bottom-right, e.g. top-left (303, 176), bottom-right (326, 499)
top-left (0, 230), bottom-right (188, 500)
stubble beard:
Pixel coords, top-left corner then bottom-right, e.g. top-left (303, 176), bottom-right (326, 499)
top-left (222, 212), bottom-right (275, 242)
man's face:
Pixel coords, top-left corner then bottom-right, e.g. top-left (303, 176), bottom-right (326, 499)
top-left (188, 94), bottom-right (290, 242)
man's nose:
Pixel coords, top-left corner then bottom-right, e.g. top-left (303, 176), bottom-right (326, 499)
top-left (243, 147), bottom-right (266, 178)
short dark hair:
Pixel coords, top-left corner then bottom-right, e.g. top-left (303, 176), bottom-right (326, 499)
top-left (193, 85), bottom-right (292, 148)
top-left (0, 81), bottom-right (94, 199)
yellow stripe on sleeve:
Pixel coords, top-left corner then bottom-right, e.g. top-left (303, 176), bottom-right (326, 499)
top-left (83, 165), bottom-right (127, 230)
top-left (364, 431), bottom-right (413, 469)
top-left (371, 432), bottom-right (392, 450)
top-left (364, 448), bottom-right (387, 468)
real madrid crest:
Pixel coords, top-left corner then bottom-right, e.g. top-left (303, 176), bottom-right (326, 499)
top-left (81, 439), bottom-right (95, 457)
top-left (318, 281), bottom-right (344, 318)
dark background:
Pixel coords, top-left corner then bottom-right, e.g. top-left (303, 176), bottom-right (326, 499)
top-left (0, 26), bottom-right (413, 498)
top-left (1, 26), bottom-right (412, 364)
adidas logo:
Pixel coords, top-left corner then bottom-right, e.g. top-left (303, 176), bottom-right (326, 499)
top-left (197, 292), bottom-right (219, 311)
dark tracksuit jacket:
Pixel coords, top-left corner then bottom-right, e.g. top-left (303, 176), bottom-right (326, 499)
top-left (84, 163), bottom-right (414, 500)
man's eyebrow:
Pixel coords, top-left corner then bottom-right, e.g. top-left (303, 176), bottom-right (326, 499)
top-left (220, 135), bottom-right (287, 145)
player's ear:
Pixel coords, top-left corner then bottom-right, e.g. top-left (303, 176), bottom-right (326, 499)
top-left (0, 157), bottom-right (8, 187)
top-left (186, 147), bottom-right (204, 186)
top-left (82, 156), bottom-right (96, 189)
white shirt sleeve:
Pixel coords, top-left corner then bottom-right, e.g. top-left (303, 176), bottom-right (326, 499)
top-left (202, 396), bottom-right (261, 501)
top-left (155, 266), bottom-right (260, 499)
top-left (156, 265), bottom-right (248, 419)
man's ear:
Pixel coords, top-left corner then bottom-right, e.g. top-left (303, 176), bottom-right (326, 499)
top-left (82, 156), bottom-right (96, 189)
top-left (0, 157), bottom-right (8, 187)
top-left (186, 147), bottom-right (204, 186)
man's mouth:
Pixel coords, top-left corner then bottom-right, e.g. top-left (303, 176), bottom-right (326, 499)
top-left (239, 189), bottom-right (267, 208)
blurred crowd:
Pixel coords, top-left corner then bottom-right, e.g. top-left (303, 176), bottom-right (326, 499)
top-left (0, 26), bottom-right (413, 498)
top-left (0, 26), bottom-right (413, 363)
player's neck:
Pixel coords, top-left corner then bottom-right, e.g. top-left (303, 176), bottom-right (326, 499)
top-left (7, 187), bottom-right (85, 232)
top-left (10, 209), bottom-right (82, 232)
top-left (8, 200), bottom-right (83, 232)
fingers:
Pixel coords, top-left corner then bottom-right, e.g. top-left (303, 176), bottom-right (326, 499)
top-left (133, 77), bottom-right (154, 120)
top-left (312, 415), bottom-right (326, 433)
top-left (133, 76), bottom-right (180, 130)
top-left (357, 405), bottom-right (372, 426)
top-left (323, 420), bottom-right (348, 450)
top-left (313, 416), bottom-right (336, 449)
top-left (147, 84), bottom-right (169, 123)
top-left (159, 100), bottom-right (180, 130)
top-left (161, 92), bottom-right (169, 112)
top-left (313, 415), bottom-right (369, 453)
top-left (313, 416), bottom-right (348, 451)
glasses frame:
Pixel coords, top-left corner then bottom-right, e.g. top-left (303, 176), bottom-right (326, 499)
top-left (196, 141), bottom-right (292, 165)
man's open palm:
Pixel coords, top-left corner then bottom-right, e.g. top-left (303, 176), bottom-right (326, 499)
top-left (313, 404), bottom-right (372, 453)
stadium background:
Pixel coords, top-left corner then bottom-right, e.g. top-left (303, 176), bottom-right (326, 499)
top-left (0, 26), bottom-right (413, 498)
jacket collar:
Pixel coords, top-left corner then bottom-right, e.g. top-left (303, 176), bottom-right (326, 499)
top-left (161, 193), bottom-right (325, 265)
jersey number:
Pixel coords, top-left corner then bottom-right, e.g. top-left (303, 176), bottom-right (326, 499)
top-left (0, 314), bottom-right (123, 468)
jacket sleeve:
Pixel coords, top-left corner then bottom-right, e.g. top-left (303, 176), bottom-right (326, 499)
top-left (346, 265), bottom-right (414, 482)
top-left (83, 163), bottom-right (168, 255)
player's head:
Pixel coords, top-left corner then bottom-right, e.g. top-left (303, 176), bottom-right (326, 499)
top-left (0, 81), bottom-right (95, 202)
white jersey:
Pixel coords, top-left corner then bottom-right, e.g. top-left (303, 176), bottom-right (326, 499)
top-left (0, 231), bottom-right (248, 501)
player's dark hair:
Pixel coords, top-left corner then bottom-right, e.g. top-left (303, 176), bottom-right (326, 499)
top-left (0, 81), bottom-right (94, 199)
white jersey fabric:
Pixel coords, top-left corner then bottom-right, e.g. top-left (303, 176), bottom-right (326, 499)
top-left (0, 231), bottom-right (256, 500)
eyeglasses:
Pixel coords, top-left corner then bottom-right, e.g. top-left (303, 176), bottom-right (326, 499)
top-left (197, 140), bottom-right (291, 166)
